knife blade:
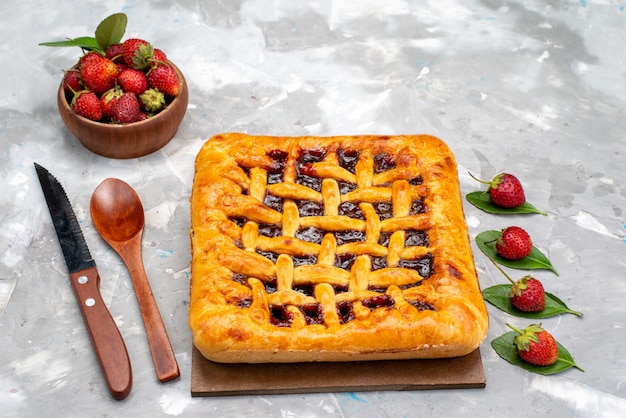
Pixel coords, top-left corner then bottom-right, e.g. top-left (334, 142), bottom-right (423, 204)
top-left (34, 163), bottom-right (132, 400)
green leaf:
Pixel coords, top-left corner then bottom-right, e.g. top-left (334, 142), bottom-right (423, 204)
top-left (466, 191), bottom-right (547, 215)
top-left (482, 284), bottom-right (582, 318)
top-left (476, 230), bottom-right (559, 275)
top-left (95, 13), bottom-right (127, 51)
top-left (39, 36), bottom-right (101, 51)
top-left (491, 331), bottom-right (583, 375)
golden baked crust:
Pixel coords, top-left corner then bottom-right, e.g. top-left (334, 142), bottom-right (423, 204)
top-left (189, 133), bottom-right (488, 363)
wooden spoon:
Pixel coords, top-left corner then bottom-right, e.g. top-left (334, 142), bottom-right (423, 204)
top-left (90, 178), bottom-right (180, 383)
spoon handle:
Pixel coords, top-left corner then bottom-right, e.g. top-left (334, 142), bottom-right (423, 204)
top-left (125, 243), bottom-right (180, 382)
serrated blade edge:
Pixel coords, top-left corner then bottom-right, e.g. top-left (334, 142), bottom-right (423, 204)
top-left (35, 163), bottom-right (95, 273)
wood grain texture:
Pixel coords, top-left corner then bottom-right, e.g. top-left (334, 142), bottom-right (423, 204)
top-left (70, 267), bottom-right (132, 400)
top-left (90, 178), bottom-right (180, 382)
top-left (191, 346), bottom-right (485, 396)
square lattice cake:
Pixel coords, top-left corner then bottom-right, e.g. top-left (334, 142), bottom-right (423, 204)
top-left (189, 133), bottom-right (488, 363)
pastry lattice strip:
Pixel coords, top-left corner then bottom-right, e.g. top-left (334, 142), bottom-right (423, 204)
top-left (233, 144), bottom-right (435, 326)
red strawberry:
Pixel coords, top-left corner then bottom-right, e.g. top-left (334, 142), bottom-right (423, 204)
top-left (80, 57), bottom-right (119, 94)
top-left (510, 277), bottom-right (545, 312)
top-left (489, 173), bottom-right (525, 208)
top-left (148, 64), bottom-right (180, 96)
top-left (508, 323), bottom-right (558, 366)
top-left (469, 172), bottom-right (525, 208)
top-left (62, 69), bottom-right (83, 94)
top-left (150, 48), bottom-right (168, 68)
top-left (495, 226), bottom-right (532, 260)
top-left (71, 90), bottom-right (102, 121)
top-left (153, 48), bottom-right (167, 63)
top-left (116, 62), bottom-right (130, 73)
top-left (122, 38), bottom-right (154, 70)
top-left (78, 51), bottom-right (105, 69)
top-left (100, 87), bottom-right (123, 119)
top-left (111, 92), bottom-right (141, 123)
top-left (490, 259), bottom-right (545, 312)
top-left (105, 43), bottom-right (124, 63)
top-left (118, 68), bottom-right (148, 95)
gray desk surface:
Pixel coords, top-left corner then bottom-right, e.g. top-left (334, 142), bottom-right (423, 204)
top-left (1, 1), bottom-right (625, 416)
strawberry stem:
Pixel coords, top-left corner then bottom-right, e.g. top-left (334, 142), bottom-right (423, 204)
top-left (468, 171), bottom-right (491, 186)
top-left (506, 323), bottom-right (524, 335)
top-left (489, 258), bottom-right (516, 285)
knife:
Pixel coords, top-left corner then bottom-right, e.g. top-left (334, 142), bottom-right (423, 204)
top-left (34, 163), bottom-right (132, 400)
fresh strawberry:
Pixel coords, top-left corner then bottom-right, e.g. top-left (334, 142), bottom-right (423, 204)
top-left (122, 38), bottom-right (154, 70)
top-left (150, 48), bottom-right (168, 68)
top-left (62, 69), bottom-right (83, 94)
top-left (80, 57), bottom-right (119, 94)
top-left (118, 68), bottom-right (148, 95)
top-left (100, 87), bottom-right (123, 119)
top-left (71, 90), bottom-right (102, 121)
top-left (495, 226), bottom-right (532, 260)
top-left (489, 173), bottom-right (525, 208)
top-left (148, 64), bottom-right (180, 96)
top-left (78, 51), bottom-right (105, 69)
top-left (139, 88), bottom-right (165, 113)
top-left (508, 323), bottom-right (558, 366)
top-left (105, 43), bottom-right (124, 63)
top-left (153, 48), bottom-right (167, 62)
top-left (469, 172), bottom-right (526, 208)
top-left (111, 92), bottom-right (141, 123)
top-left (116, 62), bottom-right (130, 73)
top-left (490, 259), bottom-right (545, 312)
top-left (511, 277), bottom-right (545, 312)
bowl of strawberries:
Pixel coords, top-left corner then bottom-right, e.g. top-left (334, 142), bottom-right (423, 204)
top-left (44, 14), bottom-right (188, 159)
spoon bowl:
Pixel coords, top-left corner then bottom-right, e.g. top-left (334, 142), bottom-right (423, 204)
top-left (90, 178), bottom-right (179, 383)
top-left (90, 178), bottom-right (144, 244)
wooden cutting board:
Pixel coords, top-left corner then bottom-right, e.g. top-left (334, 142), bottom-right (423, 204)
top-left (191, 347), bottom-right (485, 396)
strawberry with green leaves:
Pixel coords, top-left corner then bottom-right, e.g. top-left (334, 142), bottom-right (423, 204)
top-left (490, 259), bottom-right (545, 312)
top-left (71, 90), bottom-right (102, 121)
top-left (78, 51), bottom-right (105, 69)
top-left (111, 92), bottom-right (142, 123)
top-left (510, 276), bottom-right (545, 312)
top-left (41, 13), bottom-right (182, 125)
top-left (148, 64), bottom-right (180, 97)
top-left (100, 86), bottom-right (123, 119)
top-left (118, 68), bottom-right (148, 95)
top-left (62, 69), bottom-right (83, 94)
top-left (122, 38), bottom-right (154, 70)
top-left (80, 56), bottom-right (119, 94)
top-left (105, 43), bottom-right (124, 63)
top-left (495, 226), bottom-right (532, 260)
top-left (508, 323), bottom-right (558, 366)
top-left (470, 172), bottom-right (525, 208)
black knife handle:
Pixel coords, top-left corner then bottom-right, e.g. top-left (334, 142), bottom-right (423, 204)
top-left (69, 267), bottom-right (132, 400)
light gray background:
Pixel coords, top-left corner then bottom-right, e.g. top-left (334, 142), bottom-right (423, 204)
top-left (1, 1), bottom-right (625, 416)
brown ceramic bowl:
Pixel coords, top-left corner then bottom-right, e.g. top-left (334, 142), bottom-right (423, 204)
top-left (57, 62), bottom-right (188, 159)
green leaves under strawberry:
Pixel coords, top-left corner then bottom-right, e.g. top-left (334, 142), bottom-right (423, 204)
top-left (492, 324), bottom-right (583, 375)
top-left (476, 230), bottom-right (558, 275)
top-left (467, 172), bottom-right (547, 215)
top-left (483, 285), bottom-right (582, 318)
top-left (482, 258), bottom-right (582, 318)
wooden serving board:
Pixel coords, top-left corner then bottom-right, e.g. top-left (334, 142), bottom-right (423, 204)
top-left (191, 347), bottom-right (485, 396)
